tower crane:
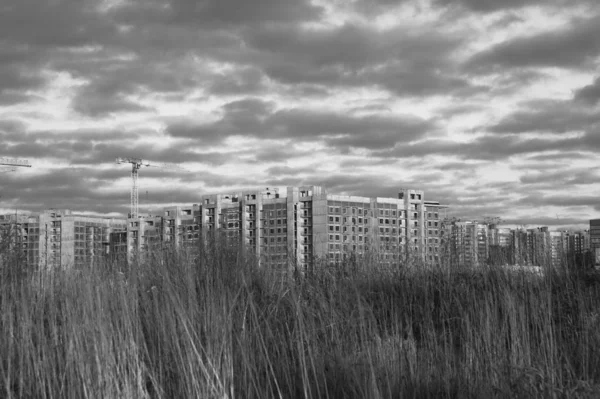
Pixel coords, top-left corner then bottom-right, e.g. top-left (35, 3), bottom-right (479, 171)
top-left (116, 157), bottom-right (184, 219)
top-left (0, 157), bottom-right (32, 170)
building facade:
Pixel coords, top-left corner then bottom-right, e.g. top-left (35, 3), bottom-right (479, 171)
top-left (0, 209), bottom-right (127, 268)
top-left (119, 186), bottom-right (445, 269)
top-left (590, 219), bottom-right (600, 266)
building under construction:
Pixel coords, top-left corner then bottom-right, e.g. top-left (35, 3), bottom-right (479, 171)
top-left (0, 209), bottom-right (127, 269)
top-left (120, 186), bottom-right (447, 269)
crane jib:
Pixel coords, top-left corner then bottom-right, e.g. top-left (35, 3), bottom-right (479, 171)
top-left (0, 158), bottom-right (31, 166)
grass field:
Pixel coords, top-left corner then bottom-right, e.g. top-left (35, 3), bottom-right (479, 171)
top-left (1, 245), bottom-right (600, 398)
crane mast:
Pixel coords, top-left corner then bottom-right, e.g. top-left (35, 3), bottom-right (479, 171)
top-left (131, 161), bottom-right (141, 220)
top-left (116, 157), bottom-right (183, 219)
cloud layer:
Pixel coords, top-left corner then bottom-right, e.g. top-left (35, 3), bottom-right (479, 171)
top-left (0, 0), bottom-right (599, 229)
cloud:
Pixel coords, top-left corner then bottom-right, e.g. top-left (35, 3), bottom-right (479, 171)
top-left (519, 169), bottom-right (599, 186)
top-left (113, 0), bottom-right (323, 28)
top-left (167, 98), bottom-right (435, 149)
top-left (467, 14), bottom-right (600, 70)
top-left (372, 133), bottom-right (593, 160)
top-left (207, 66), bottom-right (266, 95)
top-left (574, 76), bottom-right (600, 105)
top-left (487, 100), bottom-right (600, 134)
top-left (242, 22), bottom-right (471, 97)
top-left (434, 0), bottom-right (563, 12)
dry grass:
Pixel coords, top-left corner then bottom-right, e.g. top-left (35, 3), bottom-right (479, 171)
top-left (1, 243), bottom-right (600, 398)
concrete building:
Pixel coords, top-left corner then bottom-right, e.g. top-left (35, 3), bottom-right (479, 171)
top-left (443, 221), bottom-right (490, 267)
top-left (488, 227), bottom-right (513, 265)
top-left (120, 186), bottom-right (445, 270)
top-left (0, 209), bottom-right (127, 268)
top-left (567, 230), bottom-right (590, 255)
top-left (424, 200), bottom-right (447, 265)
top-left (590, 219), bottom-right (600, 267)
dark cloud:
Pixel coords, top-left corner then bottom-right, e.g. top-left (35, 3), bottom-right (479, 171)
top-left (372, 133), bottom-right (593, 160)
top-left (488, 100), bottom-right (600, 134)
top-left (574, 76), bottom-right (600, 105)
top-left (265, 166), bottom-right (299, 177)
top-left (167, 98), bottom-right (435, 149)
top-left (467, 14), bottom-right (600, 70)
top-left (113, 0), bottom-right (323, 28)
top-left (526, 151), bottom-right (592, 161)
top-left (208, 67), bottom-right (266, 95)
top-left (519, 169), bottom-right (599, 186)
top-left (0, 166), bottom-right (203, 216)
top-left (520, 193), bottom-right (599, 208)
top-left (243, 22), bottom-right (472, 97)
top-left (434, 0), bottom-right (560, 12)
top-left (0, 1), bottom-right (117, 48)
top-left (503, 216), bottom-right (588, 228)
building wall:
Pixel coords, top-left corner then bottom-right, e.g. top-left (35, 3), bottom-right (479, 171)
top-left (1, 209), bottom-right (126, 269)
top-left (118, 186), bottom-right (443, 270)
top-left (590, 219), bottom-right (600, 266)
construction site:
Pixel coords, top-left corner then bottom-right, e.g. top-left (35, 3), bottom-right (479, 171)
top-left (0, 157), bottom-right (595, 270)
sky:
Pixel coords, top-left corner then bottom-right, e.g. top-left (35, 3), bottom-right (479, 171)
top-left (0, 0), bottom-right (599, 230)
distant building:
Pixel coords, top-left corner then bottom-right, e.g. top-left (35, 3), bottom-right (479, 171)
top-left (0, 209), bottom-right (126, 269)
top-left (590, 219), bottom-right (600, 266)
top-left (443, 221), bottom-right (489, 267)
top-left (120, 186), bottom-right (446, 270)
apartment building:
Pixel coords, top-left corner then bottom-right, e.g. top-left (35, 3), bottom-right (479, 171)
top-left (424, 200), bottom-right (446, 264)
top-left (590, 219), bottom-right (600, 266)
top-left (120, 186), bottom-right (445, 270)
top-left (0, 209), bottom-right (126, 268)
top-left (443, 221), bottom-right (490, 267)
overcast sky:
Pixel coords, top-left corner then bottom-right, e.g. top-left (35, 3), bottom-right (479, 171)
top-left (1, 0), bottom-right (599, 229)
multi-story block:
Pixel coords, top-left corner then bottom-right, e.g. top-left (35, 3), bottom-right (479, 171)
top-left (0, 213), bottom-right (39, 266)
top-left (1, 209), bottom-right (126, 268)
top-left (549, 231), bottom-right (566, 267)
top-left (590, 219), bottom-right (600, 267)
top-left (566, 230), bottom-right (590, 255)
top-left (443, 221), bottom-right (490, 267)
top-left (125, 215), bottom-right (164, 261)
top-left (424, 200), bottom-right (446, 264)
top-left (121, 186), bottom-right (444, 270)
